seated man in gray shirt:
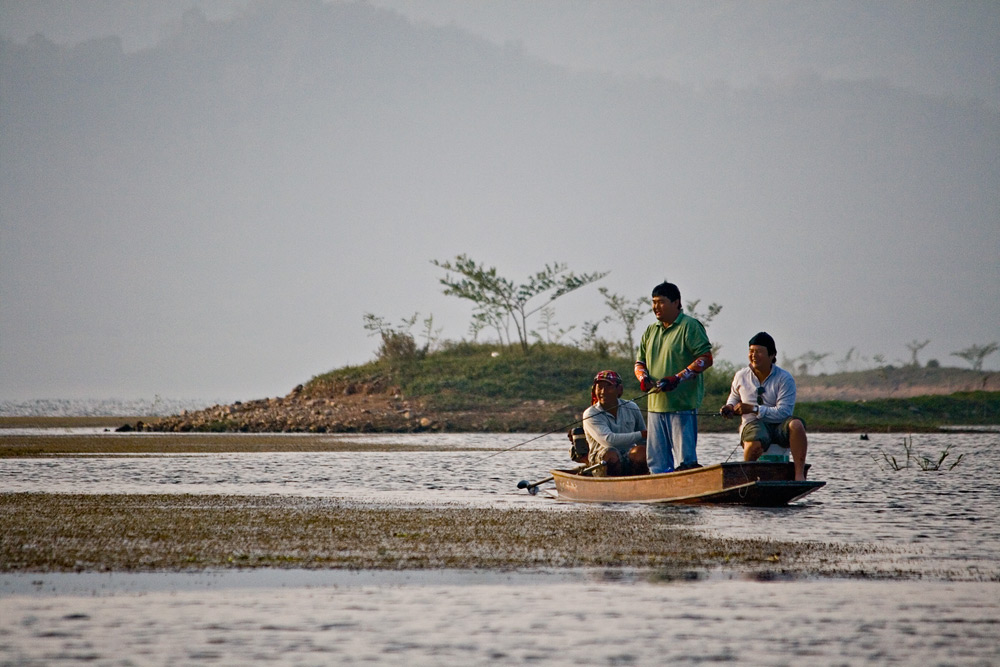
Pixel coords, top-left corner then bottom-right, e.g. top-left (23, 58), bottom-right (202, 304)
top-left (582, 370), bottom-right (648, 476)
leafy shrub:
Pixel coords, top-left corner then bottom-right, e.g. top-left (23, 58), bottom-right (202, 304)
top-left (378, 331), bottom-right (419, 361)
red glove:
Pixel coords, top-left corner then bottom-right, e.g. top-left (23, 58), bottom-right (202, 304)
top-left (639, 375), bottom-right (657, 392)
top-left (657, 375), bottom-right (680, 392)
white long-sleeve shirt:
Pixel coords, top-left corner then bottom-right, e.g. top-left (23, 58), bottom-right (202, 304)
top-left (726, 364), bottom-right (797, 429)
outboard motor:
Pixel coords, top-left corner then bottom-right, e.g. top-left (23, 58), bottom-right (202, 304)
top-left (569, 426), bottom-right (589, 463)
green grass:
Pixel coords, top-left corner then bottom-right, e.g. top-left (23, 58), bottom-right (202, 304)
top-left (305, 343), bottom-right (998, 432)
top-left (307, 342), bottom-right (737, 410)
top-left (794, 391), bottom-right (1000, 432)
top-left (307, 341), bottom-right (730, 425)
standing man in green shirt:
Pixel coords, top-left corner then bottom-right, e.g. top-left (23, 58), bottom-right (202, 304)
top-left (634, 281), bottom-right (714, 473)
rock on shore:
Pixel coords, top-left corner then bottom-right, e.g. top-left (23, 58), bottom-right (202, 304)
top-left (141, 382), bottom-right (426, 433)
top-left (139, 382), bottom-right (573, 434)
top-left (135, 367), bottom-right (997, 434)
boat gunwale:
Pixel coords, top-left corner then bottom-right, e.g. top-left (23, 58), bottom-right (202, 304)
top-left (551, 461), bottom-right (793, 483)
top-left (550, 461), bottom-right (823, 505)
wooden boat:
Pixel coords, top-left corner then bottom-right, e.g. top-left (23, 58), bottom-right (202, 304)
top-left (551, 462), bottom-right (824, 506)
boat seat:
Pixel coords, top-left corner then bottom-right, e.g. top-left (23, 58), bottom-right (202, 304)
top-left (758, 443), bottom-right (790, 462)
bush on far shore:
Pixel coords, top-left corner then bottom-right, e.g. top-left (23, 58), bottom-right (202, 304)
top-left (307, 342), bottom-right (736, 413)
top-left (305, 343), bottom-right (998, 432)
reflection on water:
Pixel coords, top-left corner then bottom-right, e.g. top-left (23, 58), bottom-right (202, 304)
top-left (2, 432), bottom-right (998, 571)
top-left (0, 435), bottom-right (572, 508)
top-left (2, 575), bottom-right (998, 665)
top-left (659, 432), bottom-right (1000, 579)
top-left (2, 431), bottom-right (999, 664)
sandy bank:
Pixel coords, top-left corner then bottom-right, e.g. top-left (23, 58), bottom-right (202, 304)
top-left (0, 431), bottom-right (449, 457)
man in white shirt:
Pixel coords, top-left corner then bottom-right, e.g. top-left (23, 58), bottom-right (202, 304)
top-left (582, 370), bottom-right (648, 476)
top-left (720, 332), bottom-right (809, 480)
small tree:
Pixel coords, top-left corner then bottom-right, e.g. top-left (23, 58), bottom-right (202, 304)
top-left (598, 287), bottom-right (646, 357)
top-left (419, 314), bottom-right (443, 353)
top-left (951, 342), bottom-right (999, 371)
top-left (576, 319), bottom-right (609, 356)
top-left (685, 299), bottom-right (723, 328)
top-left (905, 339), bottom-right (931, 367)
top-left (836, 347), bottom-right (858, 373)
top-left (433, 255), bottom-right (607, 352)
top-left (531, 306), bottom-right (575, 344)
top-left (363, 313), bottom-right (420, 361)
top-left (598, 290), bottom-right (723, 357)
top-left (793, 351), bottom-right (831, 376)
top-left (685, 298), bottom-right (723, 355)
top-left (468, 308), bottom-right (508, 344)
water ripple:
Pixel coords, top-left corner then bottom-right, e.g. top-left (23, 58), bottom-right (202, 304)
top-left (1, 431), bottom-right (998, 572)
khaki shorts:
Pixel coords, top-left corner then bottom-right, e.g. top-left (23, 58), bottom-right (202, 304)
top-left (741, 417), bottom-right (804, 449)
top-left (589, 445), bottom-right (644, 476)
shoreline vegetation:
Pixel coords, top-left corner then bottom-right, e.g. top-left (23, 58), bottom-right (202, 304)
top-left (1, 347), bottom-right (995, 579)
top-left (36, 344), bottom-right (996, 434)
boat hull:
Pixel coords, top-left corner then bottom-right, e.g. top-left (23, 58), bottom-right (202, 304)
top-left (551, 462), bottom-right (824, 506)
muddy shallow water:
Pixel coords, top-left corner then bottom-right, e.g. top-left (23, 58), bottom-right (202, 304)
top-left (2, 431), bottom-right (998, 574)
top-left (1, 430), bottom-right (998, 664)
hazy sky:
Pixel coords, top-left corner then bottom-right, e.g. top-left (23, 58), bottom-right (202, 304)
top-left (4, 1), bottom-right (998, 104)
top-left (1, 1), bottom-right (998, 402)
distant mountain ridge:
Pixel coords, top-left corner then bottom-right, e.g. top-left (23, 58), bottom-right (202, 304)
top-left (3, 1), bottom-right (997, 106)
top-left (4, 0), bottom-right (994, 271)
top-left (2, 0), bottom-right (997, 400)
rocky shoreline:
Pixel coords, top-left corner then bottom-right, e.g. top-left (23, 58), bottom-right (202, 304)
top-left (120, 369), bottom-right (999, 435)
top-left (133, 382), bottom-right (575, 434)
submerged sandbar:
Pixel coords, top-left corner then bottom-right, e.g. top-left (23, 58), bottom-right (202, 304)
top-left (2, 493), bottom-right (899, 578)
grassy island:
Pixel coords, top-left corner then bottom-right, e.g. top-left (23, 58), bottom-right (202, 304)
top-left (123, 343), bottom-right (1000, 434)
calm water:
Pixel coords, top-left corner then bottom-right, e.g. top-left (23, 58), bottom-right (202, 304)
top-left (2, 431), bottom-right (998, 571)
top-left (2, 430), bottom-right (999, 664)
top-left (3, 575), bottom-right (998, 666)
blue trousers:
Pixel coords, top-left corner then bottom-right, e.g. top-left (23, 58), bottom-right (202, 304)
top-left (646, 410), bottom-right (698, 474)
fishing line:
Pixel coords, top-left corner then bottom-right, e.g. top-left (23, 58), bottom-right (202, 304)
top-left (724, 440), bottom-right (743, 463)
top-left (472, 389), bottom-right (657, 463)
top-left (474, 389), bottom-right (723, 464)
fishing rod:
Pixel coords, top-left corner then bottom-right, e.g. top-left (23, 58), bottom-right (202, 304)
top-left (472, 389), bottom-right (657, 464)
top-left (517, 461), bottom-right (605, 495)
top-left (473, 389), bottom-right (723, 464)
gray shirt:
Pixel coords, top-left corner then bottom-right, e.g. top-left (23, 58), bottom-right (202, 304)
top-left (582, 399), bottom-right (646, 464)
